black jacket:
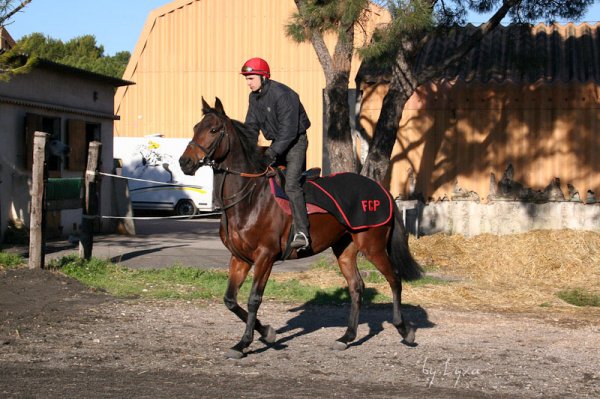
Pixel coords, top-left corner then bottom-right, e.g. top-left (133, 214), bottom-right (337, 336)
top-left (244, 79), bottom-right (311, 155)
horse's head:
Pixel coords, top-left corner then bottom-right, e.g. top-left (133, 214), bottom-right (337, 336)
top-left (179, 97), bottom-right (230, 175)
top-left (45, 138), bottom-right (69, 170)
top-left (47, 138), bottom-right (69, 157)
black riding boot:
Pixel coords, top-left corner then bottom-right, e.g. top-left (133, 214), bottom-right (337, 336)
top-left (284, 134), bottom-right (310, 250)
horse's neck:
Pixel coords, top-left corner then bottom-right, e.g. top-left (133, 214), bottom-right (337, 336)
top-left (215, 173), bottom-right (272, 228)
top-left (216, 137), bottom-right (269, 209)
top-left (221, 144), bottom-right (252, 174)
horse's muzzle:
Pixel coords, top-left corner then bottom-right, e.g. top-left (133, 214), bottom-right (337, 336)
top-left (179, 155), bottom-right (200, 175)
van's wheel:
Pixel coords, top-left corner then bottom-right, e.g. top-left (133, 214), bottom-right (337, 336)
top-left (175, 199), bottom-right (197, 216)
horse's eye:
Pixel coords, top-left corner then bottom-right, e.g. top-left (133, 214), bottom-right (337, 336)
top-left (210, 127), bottom-right (219, 133)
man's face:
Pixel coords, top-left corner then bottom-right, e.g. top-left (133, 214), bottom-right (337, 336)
top-left (245, 75), bottom-right (262, 92)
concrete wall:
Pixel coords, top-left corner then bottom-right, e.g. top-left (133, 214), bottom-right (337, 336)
top-left (0, 68), bottom-right (116, 114)
top-left (398, 199), bottom-right (600, 237)
top-left (0, 66), bottom-right (120, 241)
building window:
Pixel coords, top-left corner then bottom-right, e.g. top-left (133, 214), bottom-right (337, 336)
top-left (24, 113), bottom-right (61, 172)
top-left (67, 119), bottom-right (101, 171)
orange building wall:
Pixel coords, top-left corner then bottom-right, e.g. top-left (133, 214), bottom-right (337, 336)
top-left (114, 0), bottom-right (388, 170)
top-left (360, 79), bottom-right (600, 200)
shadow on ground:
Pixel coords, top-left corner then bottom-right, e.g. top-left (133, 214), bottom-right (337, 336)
top-left (249, 288), bottom-right (434, 354)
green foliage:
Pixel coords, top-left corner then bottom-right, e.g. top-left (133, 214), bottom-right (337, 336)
top-left (507, 0), bottom-right (595, 23)
top-left (0, 51), bottom-right (38, 81)
top-left (430, 0), bottom-right (595, 26)
top-left (359, 1), bottom-right (435, 66)
top-left (13, 33), bottom-right (130, 78)
top-left (556, 288), bottom-right (600, 307)
top-left (361, 0), bottom-right (595, 65)
top-left (286, 0), bottom-right (370, 43)
top-left (0, 251), bottom-right (24, 268)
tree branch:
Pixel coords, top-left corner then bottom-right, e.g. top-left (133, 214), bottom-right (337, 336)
top-left (0, 0), bottom-right (32, 26)
top-left (292, 0), bottom-right (334, 83)
top-left (310, 30), bottom-right (334, 81)
top-left (417, 0), bottom-right (521, 83)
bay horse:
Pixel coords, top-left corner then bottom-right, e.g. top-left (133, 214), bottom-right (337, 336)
top-left (179, 98), bottom-right (423, 359)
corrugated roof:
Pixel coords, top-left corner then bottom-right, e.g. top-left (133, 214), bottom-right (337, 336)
top-left (359, 23), bottom-right (600, 84)
top-left (36, 58), bottom-right (134, 87)
top-left (6, 55), bottom-right (134, 87)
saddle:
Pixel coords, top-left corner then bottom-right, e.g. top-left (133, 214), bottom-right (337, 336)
top-left (270, 169), bottom-right (394, 230)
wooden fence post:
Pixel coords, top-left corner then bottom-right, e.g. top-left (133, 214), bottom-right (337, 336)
top-left (79, 141), bottom-right (101, 260)
top-left (28, 132), bottom-right (48, 269)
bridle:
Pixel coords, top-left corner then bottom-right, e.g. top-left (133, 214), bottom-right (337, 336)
top-left (186, 113), bottom-right (277, 210)
top-left (187, 119), bottom-right (273, 178)
top-left (187, 124), bottom-right (228, 168)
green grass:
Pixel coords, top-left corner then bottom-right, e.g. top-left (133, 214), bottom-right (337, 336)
top-left (48, 255), bottom-right (393, 304)
top-left (310, 254), bottom-right (446, 286)
top-left (0, 251), bottom-right (25, 268)
top-left (556, 288), bottom-right (600, 307)
top-left (3, 251), bottom-right (447, 304)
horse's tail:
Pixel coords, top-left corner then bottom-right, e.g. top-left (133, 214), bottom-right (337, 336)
top-left (388, 204), bottom-right (423, 282)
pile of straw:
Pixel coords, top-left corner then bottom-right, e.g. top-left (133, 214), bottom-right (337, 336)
top-left (406, 229), bottom-right (600, 312)
top-left (277, 229), bottom-right (600, 314)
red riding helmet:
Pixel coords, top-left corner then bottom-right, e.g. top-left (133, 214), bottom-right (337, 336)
top-left (240, 57), bottom-right (270, 79)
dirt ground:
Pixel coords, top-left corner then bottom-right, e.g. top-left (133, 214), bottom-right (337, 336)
top-left (1, 267), bottom-right (599, 398)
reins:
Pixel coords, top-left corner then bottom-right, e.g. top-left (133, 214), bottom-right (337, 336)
top-left (218, 165), bottom-right (275, 178)
top-left (215, 175), bottom-right (257, 211)
top-left (188, 124), bottom-right (274, 178)
top-left (190, 116), bottom-right (275, 265)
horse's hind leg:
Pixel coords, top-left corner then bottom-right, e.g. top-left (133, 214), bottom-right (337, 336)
top-left (332, 239), bottom-right (364, 351)
top-left (359, 238), bottom-right (416, 345)
top-left (223, 256), bottom-right (276, 359)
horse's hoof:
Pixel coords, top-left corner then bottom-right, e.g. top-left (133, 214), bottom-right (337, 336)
top-left (261, 325), bottom-right (277, 344)
top-left (332, 340), bottom-right (348, 351)
top-left (224, 349), bottom-right (244, 359)
top-left (401, 327), bottom-right (416, 345)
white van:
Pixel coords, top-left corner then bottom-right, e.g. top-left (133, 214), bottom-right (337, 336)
top-left (114, 136), bottom-right (215, 215)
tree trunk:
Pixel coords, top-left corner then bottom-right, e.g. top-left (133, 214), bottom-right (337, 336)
top-left (324, 73), bottom-right (358, 173)
top-left (296, 0), bottom-right (358, 173)
top-left (361, 49), bottom-right (417, 181)
top-left (361, 0), bottom-right (518, 182)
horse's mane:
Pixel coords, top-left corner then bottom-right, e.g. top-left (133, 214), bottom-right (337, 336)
top-left (229, 119), bottom-right (268, 170)
top-left (201, 102), bottom-right (269, 170)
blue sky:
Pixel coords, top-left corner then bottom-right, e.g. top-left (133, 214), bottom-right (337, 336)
top-left (7, 0), bottom-right (167, 55)
top-left (5, 0), bottom-right (600, 56)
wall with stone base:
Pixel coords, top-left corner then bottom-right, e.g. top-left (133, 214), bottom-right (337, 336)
top-left (397, 200), bottom-right (600, 237)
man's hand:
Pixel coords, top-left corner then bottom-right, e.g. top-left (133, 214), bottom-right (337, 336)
top-left (264, 147), bottom-right (277, 166)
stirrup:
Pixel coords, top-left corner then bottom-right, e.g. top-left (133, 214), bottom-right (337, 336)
top-left (290, 232), bottom-right (310, 250)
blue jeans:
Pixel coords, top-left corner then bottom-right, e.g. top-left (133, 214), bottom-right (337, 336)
top-left (282, 133), bottom-right (309, 235)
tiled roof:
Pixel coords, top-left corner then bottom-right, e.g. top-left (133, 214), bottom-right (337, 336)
top-left (359, 23), bottom-right (600, 84)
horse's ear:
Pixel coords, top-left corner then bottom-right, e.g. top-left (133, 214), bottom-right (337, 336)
top-left (214, 97), bottom-right (226, 116)
top-left (201, 97), bottom-right (211, 114)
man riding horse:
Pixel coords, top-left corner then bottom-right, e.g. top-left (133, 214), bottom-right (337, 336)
top-left (240, 57), bottom-right (311, 251)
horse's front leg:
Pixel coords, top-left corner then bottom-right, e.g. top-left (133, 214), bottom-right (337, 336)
top-left (224, 255), bottom-right (276, 359)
